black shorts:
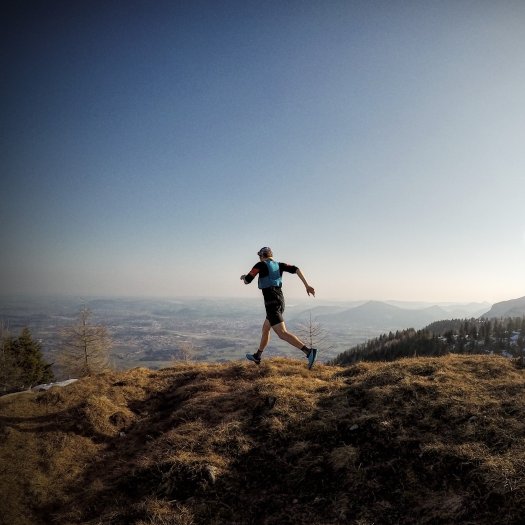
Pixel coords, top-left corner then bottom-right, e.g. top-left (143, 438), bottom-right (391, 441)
top-left (262, 287), bottom-right (285, 326)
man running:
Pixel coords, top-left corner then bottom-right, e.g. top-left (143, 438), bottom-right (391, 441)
top-left (240, 246), bottom-right (318, 369)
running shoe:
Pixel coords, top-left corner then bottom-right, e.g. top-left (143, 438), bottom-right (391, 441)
top-left (246, 352), bottom-right (261, 365)
top-left (307, 348), bottom-right (318, 370)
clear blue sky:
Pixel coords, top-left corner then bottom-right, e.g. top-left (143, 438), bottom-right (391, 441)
top-left (2, 0), bottom-right (524, 302)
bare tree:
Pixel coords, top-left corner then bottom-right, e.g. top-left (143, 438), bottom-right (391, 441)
top-left (58, 307), bottom-right (112, 377)
top-left (297, 312), bottom-right (333, 352)
top-left (169, 341), bottom-right (195, 366)
top-left (178, 341), bottom-right (195, 362)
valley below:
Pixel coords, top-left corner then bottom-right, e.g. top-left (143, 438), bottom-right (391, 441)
top-left (0, 296), bottom-right (491, 376)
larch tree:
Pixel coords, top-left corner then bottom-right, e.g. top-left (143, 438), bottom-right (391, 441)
top-left (58, 307), bottom-right (112, 377)
top-left (297, 312), bottom-right (332, 353)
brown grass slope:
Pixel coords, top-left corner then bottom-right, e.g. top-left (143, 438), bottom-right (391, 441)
top-left (1, 355), bottom-right (524, 525)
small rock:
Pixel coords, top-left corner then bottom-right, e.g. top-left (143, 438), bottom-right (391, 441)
top-left (204, 465), bottom-right (217, 485)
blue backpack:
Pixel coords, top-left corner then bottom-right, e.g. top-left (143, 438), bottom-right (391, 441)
top-left (258, 260), bottom-right (282, 289)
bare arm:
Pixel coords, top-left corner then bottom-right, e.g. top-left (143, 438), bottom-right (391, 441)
top-left (296, 268), bottom-right (315, 297)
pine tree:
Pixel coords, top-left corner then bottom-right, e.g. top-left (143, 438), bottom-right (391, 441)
top-left (0, 331), bottom-right (21, 392)
top-left (0, 327), bottom-right (54, 392)
top-left (14, 328), bottom-right (54, 386)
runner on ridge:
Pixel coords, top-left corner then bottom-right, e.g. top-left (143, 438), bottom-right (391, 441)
top-left (240, 246), bottom-right (318, 369)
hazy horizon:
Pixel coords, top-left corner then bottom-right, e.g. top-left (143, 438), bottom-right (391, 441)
top-left (0, 291), bottom-right (496, 307)
top-left (3, 2), bottom-right (524, 303)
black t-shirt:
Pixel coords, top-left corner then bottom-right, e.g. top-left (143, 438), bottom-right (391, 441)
top-left (244, 260), bottom-right (298, 287)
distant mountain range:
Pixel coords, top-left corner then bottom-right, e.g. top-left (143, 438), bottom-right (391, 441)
top-left (295, 296), bottom-right (525, 334)
top-left (481, 296), bottom-right (525, 318)
top-left (292, 300), bottom-right (491, 332)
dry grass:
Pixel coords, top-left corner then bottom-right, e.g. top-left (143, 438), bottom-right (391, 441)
top-left (1, 355), bottom-right (524, 524)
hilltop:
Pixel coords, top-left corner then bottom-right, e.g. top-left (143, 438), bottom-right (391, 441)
top-left (1, 356), bottom-right (524, 525)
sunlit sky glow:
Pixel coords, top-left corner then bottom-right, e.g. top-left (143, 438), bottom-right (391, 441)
top-left (2, 1), bottom-right (524, 303)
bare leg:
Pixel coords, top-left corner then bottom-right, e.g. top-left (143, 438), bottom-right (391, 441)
top-left (258, 319), bottom-right (272, 352)
top-left (272, 322), bottom-right (307, 352)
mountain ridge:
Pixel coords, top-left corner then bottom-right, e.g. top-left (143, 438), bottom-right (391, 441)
top-left (482, 295), bottom-right (525, 318)
top-left (1, 355), bottom-right (524, 524)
